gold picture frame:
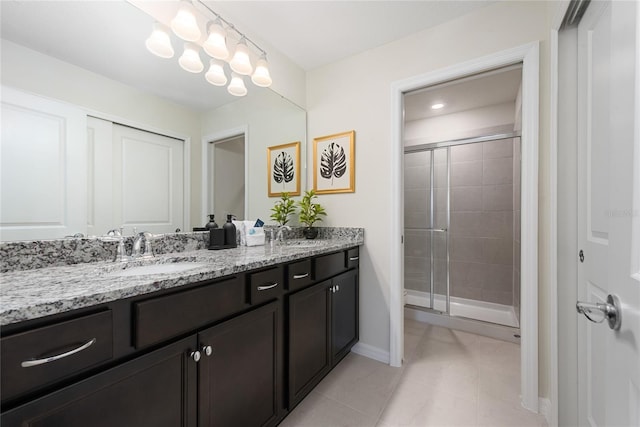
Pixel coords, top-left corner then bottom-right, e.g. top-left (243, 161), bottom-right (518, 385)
top-left (268, 141), bottom-right (301, 197)
top-left (313, 130), bottom-right (355, 194)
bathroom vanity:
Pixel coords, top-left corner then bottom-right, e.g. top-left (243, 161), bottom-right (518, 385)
top-left (0, 236), bottom-right (362, 426)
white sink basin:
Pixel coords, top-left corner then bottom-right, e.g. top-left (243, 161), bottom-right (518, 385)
top-left (110, 262), bottom-right (208, 277)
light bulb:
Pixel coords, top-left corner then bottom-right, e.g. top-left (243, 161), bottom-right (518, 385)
top-left (145, 23), bottom-right (174, 59)
top-left (227, 73), bottom-right (247, 96)
top-left (251, 54), bottom-right (272, 87)
top-left (203, 19), bottom-right (229, 60)
top-left (229, 38), bottom-right (253, 75)
top-left (171, 0), bottom-right (201, 42)
top-left (179, 43), bottom-right (204, 73)
top-left (205, 59), bottom-right (227, 86)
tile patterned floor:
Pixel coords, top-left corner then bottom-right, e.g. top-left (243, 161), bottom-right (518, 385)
top-left (280, 318), bottom-right (548, 427)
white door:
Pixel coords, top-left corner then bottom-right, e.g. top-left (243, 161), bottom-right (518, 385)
top-left (112, 124), bottom-right (184, 235)
top-left (1, 87), bottom-right (87, 241)
top-left (86, 118), bottom-right (185, 236)
top-left (576, 1), bottom-right (640, 426)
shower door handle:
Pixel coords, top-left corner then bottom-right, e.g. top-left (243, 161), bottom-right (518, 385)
top-left (425, 228), bottom-right (448, 232)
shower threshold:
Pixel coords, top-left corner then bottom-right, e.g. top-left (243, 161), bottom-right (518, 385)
top-left (404, 290), bottom-right (519, 328)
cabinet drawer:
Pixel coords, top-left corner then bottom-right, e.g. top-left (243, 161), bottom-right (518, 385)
top-left (346, 247), bottom-right (360, 269)
top-left (1, 310), bottom-right (113, 403)
top-left (248, 267), bottom-right (283, 305)
top-left (286, 259), bottom-right (312, 292)
top-left (134, 276), bottom-right (244, 349)
top-left (313, 251), bottom-right (345, 282)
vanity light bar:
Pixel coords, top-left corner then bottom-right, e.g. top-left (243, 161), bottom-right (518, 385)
top-left (144, 0), bottom-right (272, 96)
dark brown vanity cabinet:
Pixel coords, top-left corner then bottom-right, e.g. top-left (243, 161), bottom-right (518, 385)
top-left (287, 279), bottom-right (332, 407)
top-left (1, 247), bottom-right (359, 426)
top-left (198, 301), bottom-right (281, 427)
top-left (2, 302), bottom-right (282, 427)
top-left (2, 335), bottom-right (199, 427)
top-left (287, 265), bottom-right (359, 408)
top-left (330, 268), bottom-right (359, 362)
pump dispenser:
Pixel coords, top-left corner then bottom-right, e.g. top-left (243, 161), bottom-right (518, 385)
top-left (205, 214), bottom-right (218, 229)
top-left (223, 214), bottom-right (237, 248)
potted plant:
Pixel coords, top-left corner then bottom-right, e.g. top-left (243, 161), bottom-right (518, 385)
top-left (270, 192), bottom-right (296, 226)
top-left (298, 190), bottom-right (326, 239)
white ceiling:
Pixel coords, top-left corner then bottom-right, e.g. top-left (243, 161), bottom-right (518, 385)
top-left (206, 1), bottom-right (494, 71)
top-left (404, 66), bottom-right (522, 122)
top-left (1, 0), bottom-right (495, 111)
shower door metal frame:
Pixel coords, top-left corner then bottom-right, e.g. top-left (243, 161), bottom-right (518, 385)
top-left (404, 131), bottom-right (522, 317)
top-left (404, 145), bottom-right (451, 315)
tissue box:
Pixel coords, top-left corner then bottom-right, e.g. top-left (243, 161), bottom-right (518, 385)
top-left (245, 227), bottom-right (265, 246)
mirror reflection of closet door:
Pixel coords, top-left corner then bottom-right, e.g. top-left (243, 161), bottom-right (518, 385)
top-left (87, 117), bottom-right (184, 236)
top-left (1, 87), bottom-right (87, 241)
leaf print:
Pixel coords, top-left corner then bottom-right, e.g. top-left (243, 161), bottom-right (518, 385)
top-left (273, 151), bottom-right (295, 187)
top-left (320, 143), bottom-right (347, 185)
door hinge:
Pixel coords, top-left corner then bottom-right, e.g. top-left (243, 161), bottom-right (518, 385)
top-left (579, 249), bottom-right (584, 263)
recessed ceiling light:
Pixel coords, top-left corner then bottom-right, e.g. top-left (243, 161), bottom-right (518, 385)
top-left (431, 103), bottom-right (445, 110)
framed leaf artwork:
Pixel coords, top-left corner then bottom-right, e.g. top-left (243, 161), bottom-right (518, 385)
top-left (268, 141), bottom-right (301, 197)
top-left (313, 130), bottom-right (355, 194)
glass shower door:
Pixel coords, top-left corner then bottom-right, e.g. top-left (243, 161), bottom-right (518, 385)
top-left (403, 147), bottom-right (449, 313)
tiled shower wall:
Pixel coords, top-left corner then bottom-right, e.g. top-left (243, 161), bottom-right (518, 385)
top-left (449, 140), bottom-right (517, 306)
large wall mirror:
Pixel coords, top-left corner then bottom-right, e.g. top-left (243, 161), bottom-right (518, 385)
top-left (0, 1), bottom-right (306, 242)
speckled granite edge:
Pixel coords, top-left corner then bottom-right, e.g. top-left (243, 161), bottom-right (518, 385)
top-left (0, 236), bottom-right (364, 326)
top-left (0, 227), bottom-right (364, 273)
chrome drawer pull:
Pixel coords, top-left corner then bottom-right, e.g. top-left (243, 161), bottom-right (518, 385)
top-left (349, 256), bottom-right (359, 261)
top-left (21, 338), bottom-right (97, 368)
top-left (293, 273), bottom-right (309, 280)
top-left (257, 282), bottom-right (279, 291)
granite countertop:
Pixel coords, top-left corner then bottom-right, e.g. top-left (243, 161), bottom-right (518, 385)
top-left (0, 238), bottom-right (363, 326)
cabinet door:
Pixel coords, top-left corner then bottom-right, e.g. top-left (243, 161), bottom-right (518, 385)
top-left (1, 336), bottom-right (198, 427)
top-left (198, 301), bottom-right (281, 427)
top-left (287, 280), bottom-right (331, 408)
top-left (331, 269), bottom-right (359, 364)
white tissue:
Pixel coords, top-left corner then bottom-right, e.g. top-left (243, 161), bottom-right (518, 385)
top-left (245, 226), bottom-right (265, 246)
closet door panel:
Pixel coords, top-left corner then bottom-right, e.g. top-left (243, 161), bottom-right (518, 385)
top-left (112, 124), bottom-right (184, 234)
top-left (0, 87), bottom-right (86, 241)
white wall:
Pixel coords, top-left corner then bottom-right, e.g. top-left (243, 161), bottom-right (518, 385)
top-left (405, 101), bottom-right (516, 145)
top-left (306, 0), bottom-right (553, 398)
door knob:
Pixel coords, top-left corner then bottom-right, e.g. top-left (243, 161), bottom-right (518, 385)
top-left (576, 294), bottom-right (622, 330)
top-left (190, 350), bottom-right (201, 362)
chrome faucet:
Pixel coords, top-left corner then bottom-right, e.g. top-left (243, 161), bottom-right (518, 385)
top-left (105, 228), bottom-right (130, 263)
top-left (132, 231), bottom-right (155, 259)
top-left (275, 225), bottom-right (291, 242)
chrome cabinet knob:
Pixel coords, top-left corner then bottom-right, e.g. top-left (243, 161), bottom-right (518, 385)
top-left (190, 350), bottom-right (201, 362)
top-left (202, 345), bottom-right (213, 356)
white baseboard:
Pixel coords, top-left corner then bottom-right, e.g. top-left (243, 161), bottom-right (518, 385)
top-left (350, 342), bottom-right (390, 364)
top-left (538, 397), bottom-right (552, 426)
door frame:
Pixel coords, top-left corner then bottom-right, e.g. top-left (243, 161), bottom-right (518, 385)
top-left (201, 125), bottom-right (249, 222)
top-left (389, 42), bottom-right (540, 411)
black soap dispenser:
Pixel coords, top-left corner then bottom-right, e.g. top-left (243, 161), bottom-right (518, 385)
top-left (223, 214), bottom-right (237, 248)
top-left (205, 214), bottom-right (219, 229)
